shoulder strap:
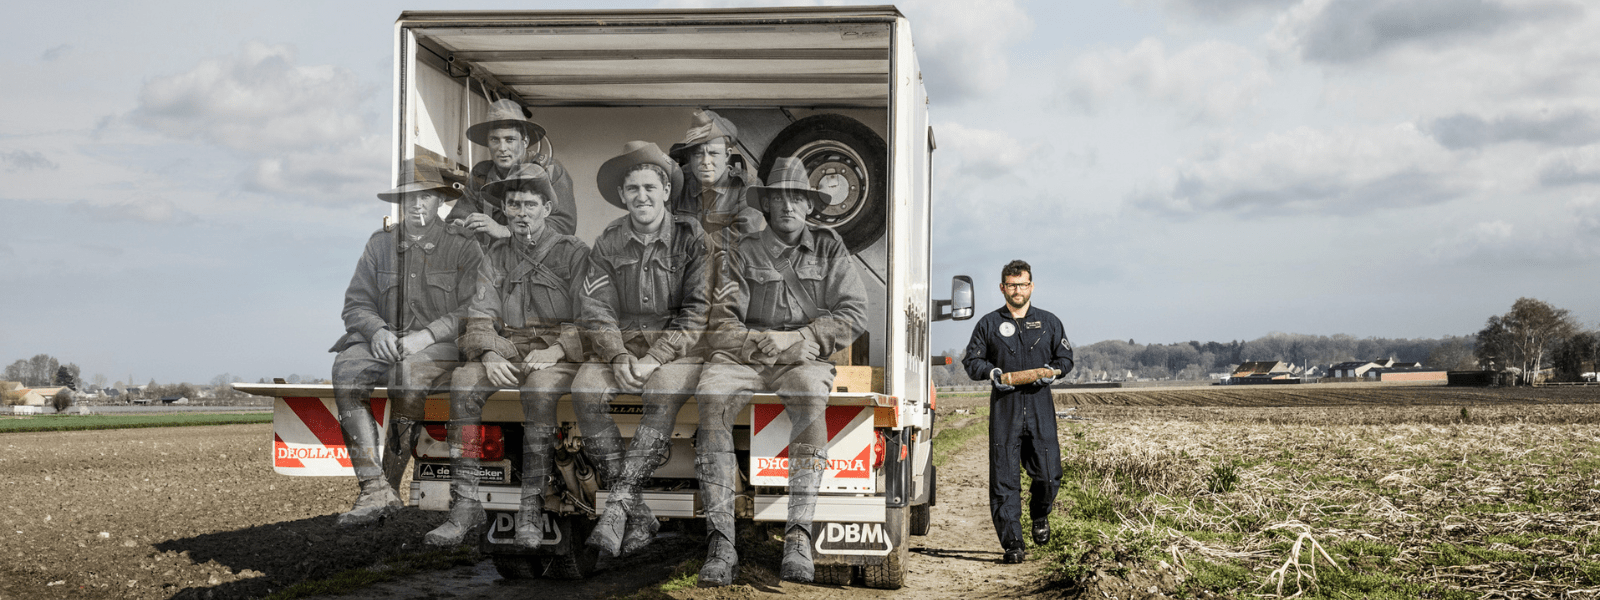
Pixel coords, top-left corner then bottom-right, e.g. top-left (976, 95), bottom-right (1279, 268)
top-left (777, 260), bottom-right (823, 321)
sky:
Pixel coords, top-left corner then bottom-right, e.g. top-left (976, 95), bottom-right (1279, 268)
top-left (2, 0), bottom-right (1598, 384)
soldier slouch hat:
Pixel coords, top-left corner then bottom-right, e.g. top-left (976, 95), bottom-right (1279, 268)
top-left (377, 158), bottom-right (464, 203)
top-left (480, 163), bottom-right (558, 204)
top-left (465, 99), bottom-right (548, 148)
top-left (667, 109), bottom-right (739, 161)
top-left (596, 141), bottom-right (684, 210)
top-left (744, 156), bottom-right (828, 211)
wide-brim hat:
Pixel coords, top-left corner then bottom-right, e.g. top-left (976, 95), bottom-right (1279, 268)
top-left (667, 109), bottom-right (738, 161)
top-left (480, 163), bottom-right (558, 205)
top-left (744, 156), bottom-right (828, 211)
top-left (377, 158), bottom-right (464, 203)
top-left (465, 99), bottom-right (548, 148)
top-left (597, 141), bottom-right (684, 210)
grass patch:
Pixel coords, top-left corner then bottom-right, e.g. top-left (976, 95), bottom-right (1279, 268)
top-left (262, 546), bottom-right (478, 600)
top-left (0, 412), bottom-right (272, 433)
top-left (930, 407), bottom-right (989, 467)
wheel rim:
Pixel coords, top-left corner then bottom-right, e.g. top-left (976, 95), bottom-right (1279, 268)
top-left (792, 139), bottom-right (870, 229)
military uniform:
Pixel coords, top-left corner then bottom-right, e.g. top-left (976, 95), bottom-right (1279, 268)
top-left (425, 221), bottom-right (589, 546)
top-left (697, 222), bottom-right (868, 583)
top-left (962, 306), bottom-right (1074, 553)
top-left (574, 213), bottom-right (711, 556)
top-left (331, 216), bottom-right (483, 522)
top-left (447, 156), bottom-right (578, 239)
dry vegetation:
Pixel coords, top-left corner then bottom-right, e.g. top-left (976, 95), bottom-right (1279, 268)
top-left (1032, 386), bottom-right (1600, 599)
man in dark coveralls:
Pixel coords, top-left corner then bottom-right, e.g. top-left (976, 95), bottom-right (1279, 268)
top-left (962, 260), bottom-right (1074, 563)
top-left (330, 161), bottom-right (484, 526)
top-left (448, 99), bottom-right (579, 242)
top-left (424, 164), bottom-right (589, 547)
top-left (696, 156), bottom-right (868, 585)
top-left (572, 141), bottom-right (709, 558)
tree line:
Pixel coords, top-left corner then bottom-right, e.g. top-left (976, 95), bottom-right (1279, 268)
top-left (932, 297), bottom-right (1595, 386)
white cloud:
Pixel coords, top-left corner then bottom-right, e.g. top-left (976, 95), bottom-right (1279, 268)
top-left (1428, 200), bottom-right (1600, 266)
top-left (1063, 39), bottom-right (1270, 122)
top-left (1132, 124), bottom-right (1464, 216)
top-left (1538, 144), bottom-right (1600, 187)
top-left (1270, 0), bottom-right (1584, 64)
top-left (1427, 107), bottom-right (1600, 150)
top-left (1143, 0), bottom-right (1300, 21)
top-left (126, 41), bottom-right (386, 202)
top-left (0, 150), bottom-right (58, 172)
top-left (898, 0), bottom-right (1033, 103)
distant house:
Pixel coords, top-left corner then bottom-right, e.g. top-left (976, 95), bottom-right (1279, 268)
top-left (1330, 361), bottom-right (1383, 378)
top-left (1225, 361), bottom-right (1300, 384)
top-left (1370, 367), bottom-right (1447, 382)
top-left (10, 386), bottom-right (68, 406)
top-left (159, 396), bottom-right (190, 405)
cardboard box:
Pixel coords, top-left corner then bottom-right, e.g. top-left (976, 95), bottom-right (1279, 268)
top-left (834, 366), bottom-right (884, 394)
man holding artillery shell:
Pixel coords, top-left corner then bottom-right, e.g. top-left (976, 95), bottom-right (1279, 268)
top-left (962, 260), bottom-right (1074, 564)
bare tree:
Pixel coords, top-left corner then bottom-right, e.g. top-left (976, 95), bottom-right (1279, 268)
top-left (1476, 298), bottom-right (1578, 384)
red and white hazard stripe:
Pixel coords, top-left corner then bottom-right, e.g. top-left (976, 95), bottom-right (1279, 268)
top-left (749, 405), bottom-right (875, 493)
top-left (272, 397), bottom-right (388, 476)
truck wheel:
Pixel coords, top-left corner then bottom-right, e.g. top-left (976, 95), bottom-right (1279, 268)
top-left (815, 564), bottom-right (854, 585)
top-left (863, 506), bottom-right (909, 589)
top-left (491, 554), bottom-right (546, 580)
top-left (909, 503), bottom-right (931, 536)
top-left (759, 114), bottom-right (887, 254)
top-left (545, 516), bottom-right (600, 580)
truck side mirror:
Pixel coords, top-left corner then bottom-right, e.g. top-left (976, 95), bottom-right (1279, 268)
top-left (933, 275), bottom-right (975, 321)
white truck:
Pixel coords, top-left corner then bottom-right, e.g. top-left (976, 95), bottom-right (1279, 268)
top-left (238, 6), bottom-right (975, 589)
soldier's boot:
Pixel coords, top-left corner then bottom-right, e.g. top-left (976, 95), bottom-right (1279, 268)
top-left (588, 426), bottom-right (670, 556)
top-left (335, 402), bottom-right (402, 527)
top-left (780, 443), bottom-right (827, 582)
top-left (423, 419), bottom-right (486, 546)
top-left (382, 416), bottom-right (421, 496)
top-left (696, 451), bottom-right (740, 587)
top-left (516, 425), bottom-right (557, 549)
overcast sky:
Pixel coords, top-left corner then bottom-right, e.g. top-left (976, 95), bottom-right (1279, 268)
top-left (3, 0), bottom-right (1597, 384)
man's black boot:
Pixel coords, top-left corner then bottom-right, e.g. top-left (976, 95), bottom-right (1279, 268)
top-left (1032, 518), bottom-right (1051, 546)
top-left (1003, 545), bottom-right (1026, 564)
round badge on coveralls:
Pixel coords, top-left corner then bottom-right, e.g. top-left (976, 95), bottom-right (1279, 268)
top-left (999, 322), bottom-right (1016, 337)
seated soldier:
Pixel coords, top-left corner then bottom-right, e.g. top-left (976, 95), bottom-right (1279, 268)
top-left (330, 160), bottom-right (483, 526)
top-left (667, 109), bottom-right (765, 243)
top-left (694, 156), bottom-right (868, 584)
top-left (448, 99), bottom-right (579, 242)
top-left (423, 164), bottom-right (590, 547)
top-left (571, 141), bottom-right (709, 557)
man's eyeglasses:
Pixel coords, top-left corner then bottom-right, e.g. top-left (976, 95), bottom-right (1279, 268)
top-left (1001, 282), bottom-right (1032, 291)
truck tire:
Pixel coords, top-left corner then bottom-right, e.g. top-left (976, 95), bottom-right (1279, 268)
top-left (759, 114), bottom-right (888, 254)
top-left (491, 554), bottom-right (546, 580)
top-left (815, 564), bottom-right (854, 585)
top-left (545, 516), bottom-right (600, 580)
top-left (909, 503), bottom-right (931, 536)
top-left (863, 506), bottom-right (909, 589)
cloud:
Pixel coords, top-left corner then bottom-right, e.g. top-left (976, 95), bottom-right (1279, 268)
top-left (1271, 0), bottom-right (1583, 64)
top-left (1063, 39), bottom-right (1270, 121)
top-left (40, 44), bottom-right (71, 62)
top-left (130, 41), bottom-right (371, 152)
top-left (899, 0), bottom-right (1033, 103)
top-left (126, 41), bottom-right (386, 202)
top-left (1427, 108), bottom-right (1600, 149)
top-left (0, 150), bottom-right (58, 172)
top-left (935, 122), bottom-right (1050, 181)
top-left (1538, 145), bottom-right (1600, 186)
top-left (1146, 0), bottom-right (1300, 21)
top-left (68, 197), bottom-right (198, 225)
top-left (1429, 200), bottom-right (1600, 266)
top-left (1132, 124), bottom-right (1464, 216)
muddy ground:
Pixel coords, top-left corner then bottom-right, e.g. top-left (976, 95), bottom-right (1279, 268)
top-left (3, 385), bottom-right (1589, 599)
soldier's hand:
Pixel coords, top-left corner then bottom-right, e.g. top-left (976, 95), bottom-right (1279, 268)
top-left (757, 331), bottom-right (802, 356)
top-left (463, 213), bottom-right (511, 239)
top-left (398, 330), bottom-right (435, 357)
top-left (630, 356), bottom-right (662, 385)
top-left (611, 355), bottom-right (643, 390)
top-left (484, 352), bottom-right (519, 388)
top-left (775, 338), bottom-right (819, 365)
top-left (371, 329), bottom-right (400, 362)
top-left (522, 347), bottom-right (563, 372)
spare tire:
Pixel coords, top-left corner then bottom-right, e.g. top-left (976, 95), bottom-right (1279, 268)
top-left (758, 114), bottom-right (888, 254)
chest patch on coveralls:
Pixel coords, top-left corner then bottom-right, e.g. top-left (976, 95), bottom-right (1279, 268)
top-left (1025, 320), bottom-right (1042, 329)
top-left (999, 322), bottom-right (1016, 337)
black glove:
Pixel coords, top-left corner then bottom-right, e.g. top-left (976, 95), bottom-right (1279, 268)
top-left (990, 368), bottom-right (1014, 392)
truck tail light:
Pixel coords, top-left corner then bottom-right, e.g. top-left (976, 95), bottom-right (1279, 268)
top-left (930, 383), bottom-right (937, 411)
top-left (873, 430), bottom-right (886, 468)
top-left (415, 424), bottom-right (505, 461)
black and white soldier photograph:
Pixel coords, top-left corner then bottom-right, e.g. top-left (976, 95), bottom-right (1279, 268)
top-left (9, 3), bottom-right (1600, 600)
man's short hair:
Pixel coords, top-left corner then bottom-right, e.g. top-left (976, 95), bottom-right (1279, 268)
top-left (1001, 260), bottom-right (1032, 281)
top-left (498, 179), bottom-right (548, 204)
top-left (623, 163), bottom-right (670, 188)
